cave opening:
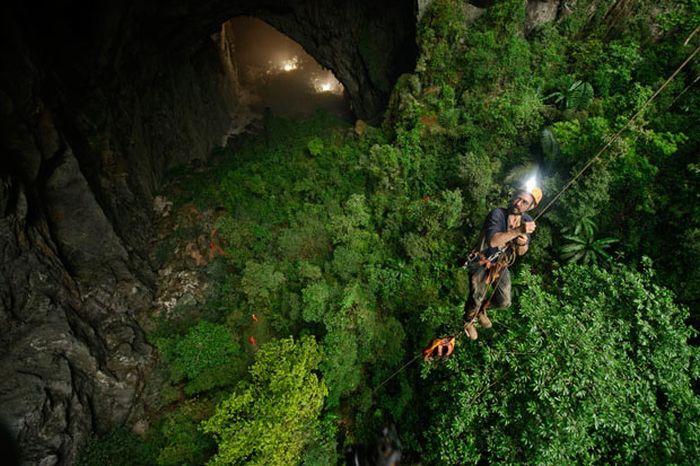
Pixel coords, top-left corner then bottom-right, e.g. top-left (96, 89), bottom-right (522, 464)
top-left (221, 16), bottom-right (352, 127)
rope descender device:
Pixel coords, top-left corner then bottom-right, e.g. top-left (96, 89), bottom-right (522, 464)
top-left (422, 336), bottom-right (456, 362)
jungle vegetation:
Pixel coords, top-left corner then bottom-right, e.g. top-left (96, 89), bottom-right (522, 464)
top-left (77, 0), bottom-right (700, 464)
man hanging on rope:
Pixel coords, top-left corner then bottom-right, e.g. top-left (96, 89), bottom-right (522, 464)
top-left (463, 183), bottom-right (542, 340)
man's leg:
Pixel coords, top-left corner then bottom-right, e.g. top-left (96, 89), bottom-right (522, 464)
top-left (463, 266), bottom-right (488, 340)
top-left (484, 267), bottom-right (512, 314)
top-left (478, 268), bottom-right (511, 329)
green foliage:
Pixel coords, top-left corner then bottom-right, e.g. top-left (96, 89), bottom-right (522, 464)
top-left (156, 400), bottom-right (216, 466)
top-left (679, 225), bottom-right (700, 305)
top-left (202, 336), bottom-right (330, 465)
top-left (360, 143), bottom-right (405, 192)
top-left (656, 0), bottom-right (700, 33)
top-left (156, 320), bottom-right (241, 395)
top-left (544, 76), bottom-right (594, 110)
top-left (560, 217), bottom-right (619, 264)
top-left (140, 0), bottom-right (700, 462)
top-left (300, 414), bottom-right (340, 465)
top-left (415, 0), bottom-right (469, 86)
top-left (415, 0), bottom-right (543, 160)
top-left (76, 427), bottom-right (155, 466)
top-left (241, 261), bottom-right (286, 309)
top-left (422, 263), bottom-right (700, 464)
top-left (570, 39), bottom-right (642, 98)
top-left (552, 117), bottom-right (609, 160)
top-left (455, 151), bottom-right (497, 218)
top-left (306, 136), bottom-right (324, 156)
top-left (530, 23), bottom-right (568, 84)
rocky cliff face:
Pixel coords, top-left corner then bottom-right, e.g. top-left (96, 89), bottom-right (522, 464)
top-left (0, 1), bottom-right (416, 464)
top-left (0, 6), bottom-right (227, 464)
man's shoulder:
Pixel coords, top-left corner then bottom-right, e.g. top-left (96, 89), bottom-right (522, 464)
top-left (483, 208), bottom-right (507, 231)
top-left (522, 212), bottom-right (534, 222)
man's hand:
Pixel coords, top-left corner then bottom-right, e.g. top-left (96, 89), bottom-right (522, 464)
top-left (520, 221), bottom-right (536, 235)
top-left (513, 222), bottom-right (535, 255)
top-left (514, 241), bottom-right (529, 256)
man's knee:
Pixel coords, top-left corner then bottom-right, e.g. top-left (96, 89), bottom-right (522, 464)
top-left (487, 295), bottom-right (510, 310)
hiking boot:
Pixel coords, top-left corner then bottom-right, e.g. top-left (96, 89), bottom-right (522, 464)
top-left (464, 321), bottom-right (478, 340)
top-left (477, 311), bottom-right (492, 329)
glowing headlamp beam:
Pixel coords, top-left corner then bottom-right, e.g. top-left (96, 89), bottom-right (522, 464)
top-left (525, 175), bottom-right (537, 193)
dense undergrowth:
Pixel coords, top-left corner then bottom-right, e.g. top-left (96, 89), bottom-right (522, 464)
top-left (77, 0), bottom-right (700, 464)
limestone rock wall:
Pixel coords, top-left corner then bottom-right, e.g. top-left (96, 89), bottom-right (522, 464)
top-left (0, 3), bottom-right (237, 464)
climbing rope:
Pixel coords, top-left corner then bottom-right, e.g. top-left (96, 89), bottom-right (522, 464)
top-left (370, 33), bottom-right (700, 394)
top-left (372, 353), bottom-right (423, 394)
top-left (534, 30), bottom-right (700, 222)
top-left (372, 263), bottom-right (508, 394)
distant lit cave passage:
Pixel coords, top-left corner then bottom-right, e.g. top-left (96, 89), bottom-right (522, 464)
top-left (221, 17), bottom-right (352, 121)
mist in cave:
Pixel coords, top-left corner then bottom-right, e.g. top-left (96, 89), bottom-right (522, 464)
top-left (227, 17), bottom-right (352, 121)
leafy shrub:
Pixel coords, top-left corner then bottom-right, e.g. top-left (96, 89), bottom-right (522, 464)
top-left (157, 320), bottom-right (240, 395)
top-left (591, 41), bottom-right (642, 97)
top-left (422, 263), bottom-right (700, 464)
top-left (360, 144), bottom-right (404, 192)
top-left (306, 136), bottom-right (324, 156)
top-left (156, 400), bottom-right (216, 466)
top-left (240, 261), bottom-right (286, 309)
top-left (202, 336), bottom-right (330, 465)
top-left (544, 76), bottom-right (594, 110)
top-left (560, 217), bottom-right (619, 264)
top-left (75, 427), bottom-right (154, 466)
top-left (302, 281), bottom-right (332, 323)
top-left (143, 0), bottom-right (700, 462)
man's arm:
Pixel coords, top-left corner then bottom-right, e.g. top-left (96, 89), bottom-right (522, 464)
top-left (489, 221), bottom-right (536, 248)
top-left (513, 234), bottom-right (529, 256)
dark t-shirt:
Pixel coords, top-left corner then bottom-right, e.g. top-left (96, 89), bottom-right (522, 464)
top-left (479, 208), bottom-right (532, 259)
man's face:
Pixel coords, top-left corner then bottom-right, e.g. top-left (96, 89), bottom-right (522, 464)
top-left (510, 192), bottom-right (533, 214)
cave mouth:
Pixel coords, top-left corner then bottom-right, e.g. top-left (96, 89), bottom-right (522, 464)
top-left (224, 16), bottom-right (352, 122)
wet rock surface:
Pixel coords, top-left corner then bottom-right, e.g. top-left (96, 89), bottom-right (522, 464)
top-left (525, 0), bottom-right (562, 33)
top-left (148, 195), bottom-right (226, 323)
top-left (0, 174), bottom-right (154, 465)
top-left (129, 185), bottom-right (230, 429)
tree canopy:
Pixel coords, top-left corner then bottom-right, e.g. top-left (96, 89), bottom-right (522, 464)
top-left (423, 262), bottom-right (700, 464)
top-left (202, 336), bottom-right (329, 465)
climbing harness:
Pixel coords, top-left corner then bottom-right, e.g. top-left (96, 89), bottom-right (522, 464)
top-left (463, 248), bottom-right (502, 268)
top-left (463, 240), bottom-right (518, 286)
top-left (372, 32), bottom-right (700, 393)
